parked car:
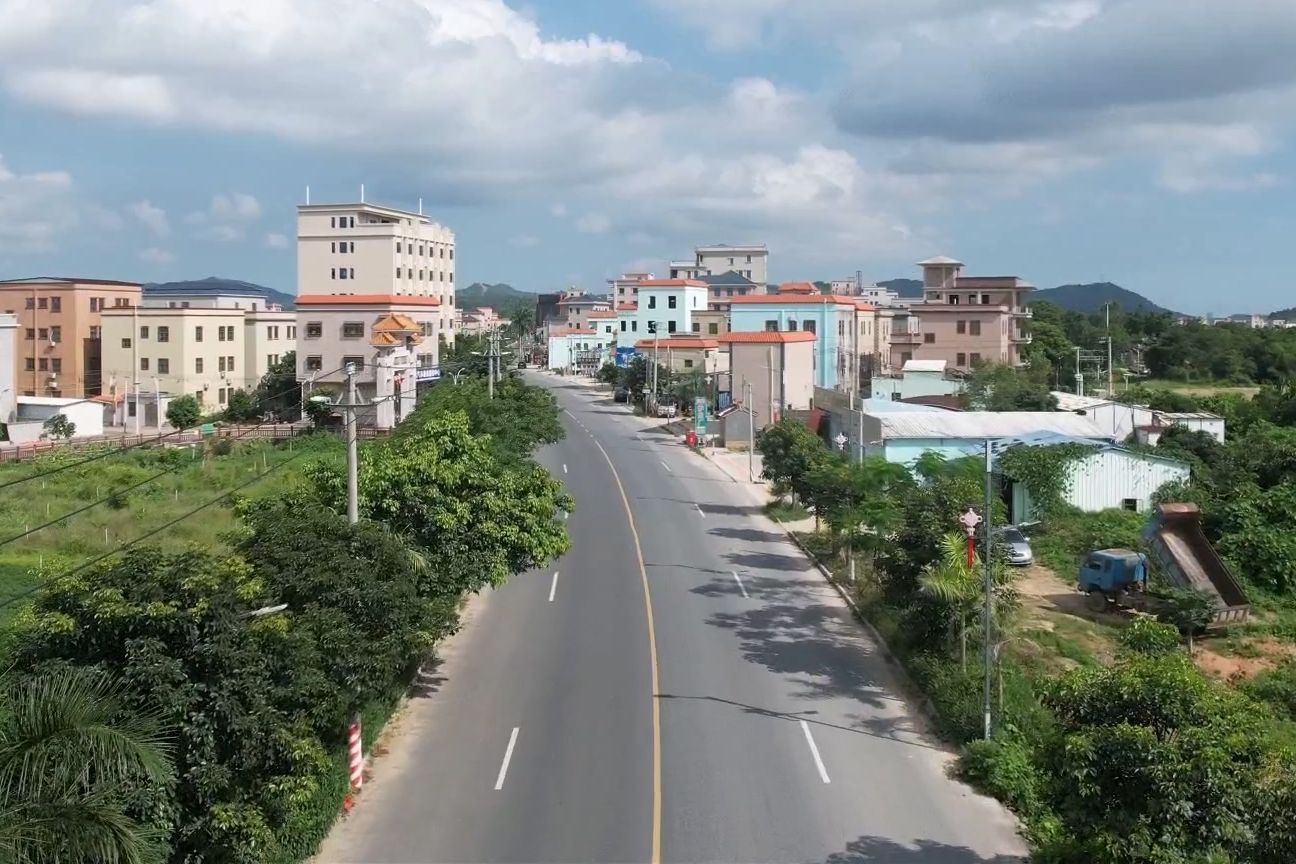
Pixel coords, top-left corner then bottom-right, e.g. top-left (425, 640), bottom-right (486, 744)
top-left (517, 359), bottom-right (527, 369)
top-left (998, 525), bottom-right (1034, 566)
top-left (613, 387), bottom-right (630, 403)
top-left (655, 400), bottom-right (678, 418)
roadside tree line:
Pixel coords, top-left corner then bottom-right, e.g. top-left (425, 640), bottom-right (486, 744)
top-left (0, 375), bottom-right (569, 864)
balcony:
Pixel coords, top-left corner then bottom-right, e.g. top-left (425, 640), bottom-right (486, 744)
top-left (1010, 331), bottom-right (1033, 344)
top-left (1012, 307), bottom-right (1033, 318)
top-left (891, 329), bottom-right (921, 344)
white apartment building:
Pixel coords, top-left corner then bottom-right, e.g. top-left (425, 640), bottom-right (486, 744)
top-left (669, 244), bottom-right (768, 289)
top-left (636, 279), bottom-right (708, 339)
top-left (100, 305), bottom-right (294, 413)
top-left (297, 200), bottom-right (456, 342)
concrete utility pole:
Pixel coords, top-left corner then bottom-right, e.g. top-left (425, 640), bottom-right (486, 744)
top-left (345, 363), bottom-right (359, 525)
top-left (1106, 303), bottom-right (1114, 399)
top-left (767, 345), bottom-right (776, 425)
top-left (981, 439), bottom-right (994, 740)
top-left (745, 378), bottom-right (755, 482)
top-left (487, 329), bottom-right (496, 400)
top-left (132, 300), bottom-right (141, 435)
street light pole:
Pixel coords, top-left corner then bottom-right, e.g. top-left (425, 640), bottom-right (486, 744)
top-left (344, 363), bottom-right (359, 525)
top-left (745, 378), bottom-right (755, 482)
top-left (981, 439), bottom-right (994, 740)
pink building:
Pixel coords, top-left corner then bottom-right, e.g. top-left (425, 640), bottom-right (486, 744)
top-left (720, 330), bottom-right (817, 429)
top-left (889, 257), bottom-right (1034, 371)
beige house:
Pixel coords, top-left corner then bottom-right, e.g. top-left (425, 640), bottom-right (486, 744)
top-left (101, 305), bottom-right (294, 413)
top-left (0, 277), bottom-right (142, 398)
top-left (690, 309), bottom-right (731, 338)
top-left (670, 244), bottom-right (769, 289)
top-left (720, 330), bottom-right (817, 429)
top-left (297, 200), bottom-right (456, 343)
top-left (556, 291), bottom-right (612, 332)
top-left (458, 307), bottom-right (504, 336)
top-left (633, 337), bottom-right (726, 376)
top-left (889, 257), bottom-right (1034, 371)
top-left (607, 272), bottom-right (653, 305)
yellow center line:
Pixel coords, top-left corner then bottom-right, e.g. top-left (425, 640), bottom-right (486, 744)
top-left (568, 408), bottom-right (662, 864)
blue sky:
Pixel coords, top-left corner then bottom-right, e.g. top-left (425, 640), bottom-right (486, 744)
top-left (0, 0), bottom-right (1293, 315)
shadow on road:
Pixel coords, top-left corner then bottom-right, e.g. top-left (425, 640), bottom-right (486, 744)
top-left (636, 497), bottom-right (764, 517)
top-left (810, 835), bottom-right (1027, 863)
top-left (646, 561), bottom-right (732, 577)
top-left (708, 525), bottom-right (786, 543)
top-left (724, 550), bottom-right (813, 572)
top-left (410, 659), bottom-right (447, 699)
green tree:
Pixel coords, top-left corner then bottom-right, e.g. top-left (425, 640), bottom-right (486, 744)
top-left (402, 375), bottom-right (562, 464)
top-left (253, 351), bottom-right (299, 420)
top-left (0, 669), bottom-right (175, 864)
top-left (804, 455), bottom-right (911, 578)
top-left (40, 414), bottom-right (75, 440)
top-left (962, 363), bottom-right (1058, 411)
top-left (595, 362), bottom-right (620, 385)
top-left (223, 389), bottom-right (259, 423)
top-left (164, 394), bottom-right (201, 430)
top-left (756, 419), bottom-right (829, 504)
top-left (917, 533), bottom-right (1012, 670)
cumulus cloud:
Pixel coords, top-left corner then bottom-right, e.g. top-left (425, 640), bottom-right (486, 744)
top-left (0, 154), bottom-right (84, 253)
top-left (186, 192), bottom-right (262, 241)
top-left (130, 200), bottom-right (170, 237)
top-left (138, 246), bottom-right (175, 264)
top-left (264, 232), bottom-right (289, 249)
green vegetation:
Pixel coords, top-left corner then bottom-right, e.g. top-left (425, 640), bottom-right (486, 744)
top-left (40, 415), bottom-right (75, 441)
top-left (164, 394), bottom-right (201, 429)
top-left (763, 499), bottom-right (809, 522)
top-left (0, 374), bottom-right (569, 861)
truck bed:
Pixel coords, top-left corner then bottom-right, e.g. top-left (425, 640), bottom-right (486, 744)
top-left (1146, 508), bottom-right (1249, 626)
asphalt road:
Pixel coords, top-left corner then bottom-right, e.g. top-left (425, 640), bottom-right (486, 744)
top-left (315, 375), bottom-right (1026, 864)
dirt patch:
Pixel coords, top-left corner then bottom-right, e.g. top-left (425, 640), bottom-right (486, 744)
top-left (1016, 564), bottom-right (1131, 625)
top-left (1195, 639), bottom-right (1296, 683)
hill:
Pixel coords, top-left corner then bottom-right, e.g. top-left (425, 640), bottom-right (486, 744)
top-left (144, 277), bottom-right (296, 310)
top-left (1271, 308), bottom-right (1296, 321)
top-left (1031, 282), bottom-right (1173, 315)
top-left (878, 278), bottom-right (924, 297)
top-left (458, 282), bottom-right (535, 311)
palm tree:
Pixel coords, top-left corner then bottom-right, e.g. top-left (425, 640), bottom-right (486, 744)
top-left (0, 668), bottom-right (175, 864)
top-left (918, 533), bottom-right (985, 671)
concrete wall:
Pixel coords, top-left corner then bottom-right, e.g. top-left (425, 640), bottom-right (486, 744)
top-left (14, 396), bottom-right (105, 439)
top-left (296, 301), bottom-right (442, 394)
top-left (0, 313), bottom-right (15, 422)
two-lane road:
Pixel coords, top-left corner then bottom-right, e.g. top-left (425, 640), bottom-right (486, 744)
top-left (316, 375), bottom-right (1025, 863)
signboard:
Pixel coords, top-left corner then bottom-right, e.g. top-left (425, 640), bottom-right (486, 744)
top-left (693, 397), bottom-right (709, 433)
top-left (717, 390), bottom-right (732, 411)
top-left (415, 366), bottom-right (442, 383)
top-left (200, 423), bottom-right (216, 436)
top-left (615, 346), bottom-right (637, 368)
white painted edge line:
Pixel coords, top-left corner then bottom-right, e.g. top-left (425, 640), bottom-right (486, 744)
top-left (494, 727), bottom-right (520, 790)
top-left (800, 720), bottom-right (831, 784)
top-left (661, 461), bottom-right (672, 473)
top-left (549, 571), bottom-right (559, 602)
top-left (695, 504), bottom-right (706, 518)
top-left (732, 570), bottom-right (749, 599)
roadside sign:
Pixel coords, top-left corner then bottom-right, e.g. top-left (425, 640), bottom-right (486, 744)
top-left (200, 423), bottom-right (216, 435)
top-left (693, 397), bottom-right (709, 432)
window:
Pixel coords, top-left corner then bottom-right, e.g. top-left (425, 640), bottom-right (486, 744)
top-left (157, 326), bottom-right (169, 343)
top-left (668, 295), bottom-right (677, 309)
top-left (970, 352), bottom-right (982, 364)
top-left (305, 355), bottom-right (323, 371)
top-left (667, 321), bottom-right (677, 333)
top-left (37, 328), bottom-right (48, 340)
top-left (838, 320), bottom-right (845, 337)
top-left (227, 356), bottom-right (235, 372)
top-left (788, 320), bottom-right (798, 331)
top-left (23, 328), bottom-right (33, 340)
top-left (923, 333), bottom-right (935, 344)
top-left (49, 326), bottom-right (61, 342)
top-left (684, 359), bottom-right (694, 368)
top-left (419, 246), bottom-right (425, 256)
top-left (90, 297), bottom-right (100, 312)
top-left (331, 268), bottom-right (337, 279)
top-left (305, 322), bottom-right (322, 338)
top-left (139, 326), bottom-right (149, 339)
top-left (37, 297), bottom-right (47, 310)
top-left (982, 294), bottom-right (991, 305)
top-left (268, 354), bottom-right (277, 368)
top-left (288, 326), bottom-right (296, 339)
top-left (957, 320), bottom-right (966, 334)
top-left (692, 322), bottom-right (701, 333)
top-left (1122, 498), bottom-right (1139, 512)
top-left (631, 321), bottom-right (638, 332)
top-left (331, 242), bottom-right (336, 253)
top-left (949, 295), bottom-right (960, 305)
top-left (24, 298), bottom-right (33, 309)
top-left (48, 358), bottom-right (61, 375)
top-left (195, 390), bottom-right (204, 404)
top-left (342, 355), bottom-right (364, 370)
top-left (969, 320), bottom-right (981, 336)
top-left (647, 295), bottom-right (657, 309)
top-left (746, 255), bottom-right (752, 263)
top-left (158, 358), bottom-right (170, 374)
top-left (620, 320), bottom-right (627, 332)
top-left (218, 356), bottom-right (226, 373)
top-left (396, 267), bottom-right (402, 278)
top-left (140, 358), bottom-right (150, 371)
top-left (195, 326), bottom-right (203, 342)
top-left (121, 338), bottom-right (131, 349)
top-left (24, 358), bottom-right (34, 371)
top-left (218, 326), bottom-right (226, 342)
top-left (708, 322), bottom-right (719, 335)
top-left (219, 388), bottom-right (228, 405)
top-left (50, 297), bottom-right (61, 313)
top-left (450, 249), bottom-right (454, 260)
top-left (331, 217), bottom-right (336, 228)
top-left (765, 319), bottom-right (778, 331)
top-left (89, 326), bottom-right (101, 339)
top-left (349, 216), bottom-right (355, 228)
top-left (956, 352), bottom-right (967, 366)
top-left (339, 268), bottom-right (349, 280)
top-left (195, 358), bottom-right (204, 373)
top-left (804, 320), bottom-right (816, 334)
top-left (397, 241), bottom-right (402, 253)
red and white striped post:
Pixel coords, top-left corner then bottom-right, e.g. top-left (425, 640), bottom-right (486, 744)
top-left (348, 715), bottom-right (364, 793)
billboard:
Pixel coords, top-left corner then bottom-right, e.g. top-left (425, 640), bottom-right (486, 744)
top-left (615, 346), bottom-right (637, 368)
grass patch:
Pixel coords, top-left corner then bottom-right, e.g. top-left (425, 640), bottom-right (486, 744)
top-left (1137, 378), bottom-right (1261, 397)
top-left (764, 498), bottom-right (810, 522)
top-left (1029, 507), bottom-right (1146, 577)
top-left (0, 435), bottom-right (342, 630)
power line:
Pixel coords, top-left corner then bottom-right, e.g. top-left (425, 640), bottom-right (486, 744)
top-left (0, 366), bottom-right (346, 493)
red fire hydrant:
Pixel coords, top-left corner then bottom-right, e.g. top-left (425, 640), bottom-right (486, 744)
top-left (684, 429), bottom-right (698, 449)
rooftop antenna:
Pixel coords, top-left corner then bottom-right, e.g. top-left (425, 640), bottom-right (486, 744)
top-left (418, 197), bottom-right (423, 216)
top-left (360, 183), bottom-right (365, 203)
top-left (305, 185), bottom-right (310, 205)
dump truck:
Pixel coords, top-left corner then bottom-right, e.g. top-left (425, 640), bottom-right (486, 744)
top-left (1078, 548), bottom-right (1149, 612)
top-left (1143, 503), bottom-right (1249, 627)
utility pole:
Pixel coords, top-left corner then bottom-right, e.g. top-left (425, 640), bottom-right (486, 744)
top-left (132, 300), bottom-right (141, 435)
top-left (1105, 303), bottom-right (1114, 399)
top-left (767, 345), bottom-right (776, 425)
top-left (487, 329), bottom-right (496, 400)
top-left (745, 378), bottom-right (755, 482)
top-left (981, 438), bottom-right (994, 740)
top-left (344, 363), bottom-right (359, 525)
top-left (1074, 346), bottom-right (1083, 397)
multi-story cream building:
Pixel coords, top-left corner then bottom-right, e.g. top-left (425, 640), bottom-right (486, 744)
top-left (607, 272), bottom-right (653, 305)
top-left (669, 244), bottom-right (768, 290)
top-left (295, 200), bottom-right (454, 404)
top-left (889, 257), bottom-right (1034, 371)
top-left (0, 277), bottom-right (141, 398)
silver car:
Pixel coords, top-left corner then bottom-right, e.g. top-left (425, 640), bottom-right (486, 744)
top-left (998, 526), bottom-right (1033, 566)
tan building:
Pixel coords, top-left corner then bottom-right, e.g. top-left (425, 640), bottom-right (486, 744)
top-left (670, 244), bottom-right (769, 290)
top-left (889, 257), bottom-right (1034, 371)
top-left (100, 305), bottom-right (294, 414)
top-left (690, 309), bottom-right (730, 339)
top-left (296, 294), bottom-right (441, 404)
top-left (633, 336), bottom-right (725, 376)
top-left (297, 200), bottom-right (456, 343)
top-left (857, 305), bottom-right (896, 377)
top-left (720, 330), bottom-right (817, 429)
top-left (458, 306), bottom-right (504, 336)
top-left (0, 277), bottom-right (141, 398)
top-left (607, 272), bottom-right (652, 305)
top-left (556, 291), bottom-right (612, 332)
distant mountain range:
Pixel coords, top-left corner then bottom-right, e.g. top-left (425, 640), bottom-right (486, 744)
top-left (1031, 282), bottom-right (1174, 315)
top-left (143, 277), bottom-right (296, 310)
top-left (458, 282), bottom-right (535, 310)
top-left (877, 278), bottom-right (924, 297)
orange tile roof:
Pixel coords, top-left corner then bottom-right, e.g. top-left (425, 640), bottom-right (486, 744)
top-left (718, 331), bottom-right (818, 344)
top-left (779, 281), bottom-right (817, 294)
top-left (588, 311), bottom-right (617, 318)
top-left (727, 294), bottom-right (860, 306)
top-left (633, 339), bottom-right (720, 350)
top-left (553, 328), bottom-right (596, 335)
top-left (296, 293), bottom-right (441, 306)
top-left (637, 279), bottom-right (707, 288)
top-left (616, 303), bottom-right (638, 311)
top-left (856, 302), bottom-right (878, 311)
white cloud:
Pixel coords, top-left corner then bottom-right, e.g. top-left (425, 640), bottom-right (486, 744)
top-left (129, 199), bottom-right (170, 236)
top-left (575, 211), bottom-right (610, 233)
top-left (509, 233), bottom-right (539, 247)
top-left (138, 246), bottom-right (175, 264)
top-left (0, 154), bottom-right (83, 253)
top-left (186, 192), bottom-right (262, 241)
top-left (264, 231), bottom-right (289, 248)
top-left (550, 202), bottom-right (567, 217)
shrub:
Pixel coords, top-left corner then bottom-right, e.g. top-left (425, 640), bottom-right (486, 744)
top-left (1118, 617), bottom-right (1182, 655)
top-left (165, 394), bottom-right (202, 429)
top-left (1243, 662), bottom-right (1296, 721)
top-left (960, 735), bottom-right (1046, 818)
